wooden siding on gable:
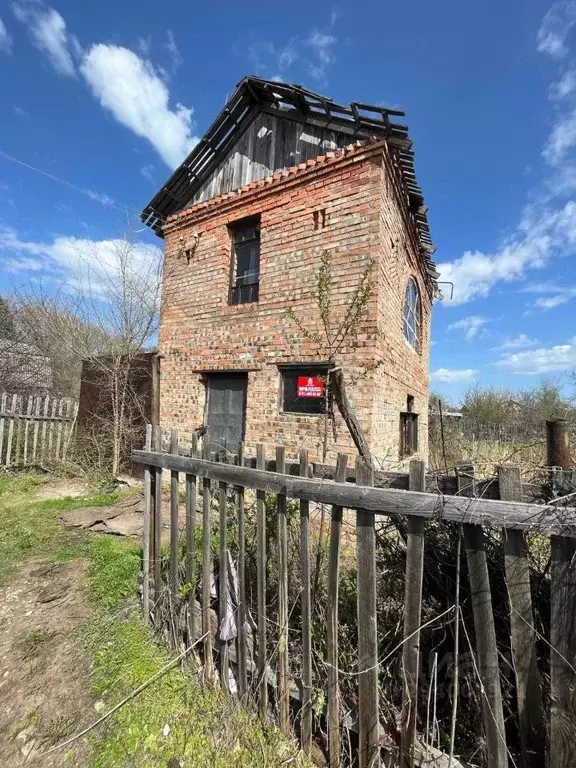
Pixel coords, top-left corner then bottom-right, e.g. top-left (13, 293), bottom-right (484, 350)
top-left (188, 112), bottom-right (352, 206)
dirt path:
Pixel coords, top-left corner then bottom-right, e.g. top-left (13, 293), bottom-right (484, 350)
top-left (0, 558), bottom-right (94, 766)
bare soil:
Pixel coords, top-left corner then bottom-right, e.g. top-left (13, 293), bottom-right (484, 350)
top-left (0, 558), bottom-right (93, 766)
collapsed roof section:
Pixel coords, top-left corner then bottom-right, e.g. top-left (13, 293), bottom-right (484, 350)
top-left (141, 76), bottom-right (436, 275)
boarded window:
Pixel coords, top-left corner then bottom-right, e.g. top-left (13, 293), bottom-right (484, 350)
top-left (229, 217), bottom-right (260, 305)
top-left (281, 365), bottom-right (329, 415)
top-left (400, 395), bottom-right (418, 457)
top-left (403, 277), bottom-right (421, 351)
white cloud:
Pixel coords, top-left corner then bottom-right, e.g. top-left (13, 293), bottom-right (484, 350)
top-left (438, 201), bottom-right (576, 304)
top-left (165, 29), bottom-right (182, 74)
top-left (13, 105), bottom-right (29, 118)
top-left (495, 337), bottom-right (576, 373)
top-left (80, 44), bottom-right (198, 169)
top-left (447, 315), bottom-right (488, 341)
top-left (543, 110), bottom-right (576, 164)
top-left (551, 68), bottom-right (576, 99)
top-left (430, 368), bottom-right (478, 383)
top-left (0, 224), bottom-right (161, 283)
top-left (491, 334), bottom-right (540, 351)
top-left (523, 280), bottom-right (576, 309)
top-left (305, 30), bottom-right (337, 81)
top-left (13, 3), bottom-right (76, 76)
top-left (0, 17), bottom-right (13, 54)
top-left (141, 164), bottom-right (155, 183)
top-left (537, 0), bottom-right (576, 58)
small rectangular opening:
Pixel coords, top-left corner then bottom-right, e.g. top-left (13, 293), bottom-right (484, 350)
top-left (229, 216), bottom-right (260, 305)
top-left (400, 395), bottom-right (418, 457)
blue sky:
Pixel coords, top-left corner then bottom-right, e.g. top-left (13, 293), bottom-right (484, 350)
top-left (1, 0), bottom-right (576, 403)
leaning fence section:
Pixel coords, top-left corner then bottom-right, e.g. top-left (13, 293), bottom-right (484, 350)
top-left (133, 427), bottom-right (576, 768)
top-left (0, 393), bottom-right (78, 468)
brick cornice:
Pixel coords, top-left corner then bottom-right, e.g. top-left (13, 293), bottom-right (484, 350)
top-left (162, 139), bottom-right (388, 235)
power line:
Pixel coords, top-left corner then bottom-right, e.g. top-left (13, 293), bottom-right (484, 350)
top-left (0, 148), bottom-right (141, 217)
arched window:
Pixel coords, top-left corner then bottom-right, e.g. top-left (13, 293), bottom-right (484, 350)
top-left (403, 278), bottom-right (421, 351)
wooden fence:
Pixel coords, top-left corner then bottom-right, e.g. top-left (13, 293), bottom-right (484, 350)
top-left (133, 428), bottom-right (576, 768)
top-left (0, 393), bottom-right (78, 467)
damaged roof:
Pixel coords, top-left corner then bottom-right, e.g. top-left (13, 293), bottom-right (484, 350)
top-left (141, 76), bottom-right (436, 274)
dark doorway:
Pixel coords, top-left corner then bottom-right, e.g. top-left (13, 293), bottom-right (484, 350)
top-left (204, 373), bottom-right (247, 458)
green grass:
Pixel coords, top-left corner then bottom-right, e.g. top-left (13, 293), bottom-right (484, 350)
top-left (0, 473), bottom-right (311, 768)
top-left (83, 536), bottom-right (310, 768)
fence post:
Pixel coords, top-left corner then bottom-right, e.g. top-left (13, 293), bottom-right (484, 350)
top-left (256, 443), bottom-right (268, 720)
top-left (153, 425), bottom-right (163, 601)
top-left (498, 463), bottom-right (545, 768)
top-left (142, 424), bottom-right (152, 624)
top-left (327, 453), bottom-right (348, 768)
top-left (400, 459), bottom-right (426, 768)
top-left (276, 444), bottom-right (290, 734)
top-left (355, 456), bottom-right (380, 768)
top-left (546, 421), bottom-right (576, 768)
top-left (202, 436), bottom-right (214, 684)
top-left (458, 463), bottom-right (507, 768)
top-left (218, 464), bottom-right (229, 693)
top-left (550, 535), bottom-right (576, 768)
top-left (299, 448), bottom-right (313, 756)
top-left (169, 429), bottom-right (180, 605)
top-left (236, 442), bottom-right (247, 698)
top-left (546, 420), bottom-right (571, 470)
top-left (186, 432), bottom-right (198, 645)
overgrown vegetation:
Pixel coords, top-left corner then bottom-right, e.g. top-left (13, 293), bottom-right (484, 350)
top-left (429, 379), bottom-right (576, 473)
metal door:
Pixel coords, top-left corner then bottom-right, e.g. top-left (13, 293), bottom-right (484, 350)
top-left (205, 374), bottom-right (247, 458)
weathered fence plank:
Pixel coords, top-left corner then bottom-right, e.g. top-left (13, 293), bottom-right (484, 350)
top-left (0, 393), bottom-right (6, 461)
top-left (299, 448), bottom-right (313, 756)
top-left (550, 535), bottom-right (576, 768)
top-left (31, 396), bottom-right (40, 462)
top-left (256, 443), bottom-right (268, 720)
top-left (22, 395), bottom-right (32, 464)
top-left (356, 456), bottom-right (380, 768)
top-left (401, 459), bottom-right (426, 768)
top-left (142, 424), bottom-right (152, 624)
top-left (153, 425), bottom-right (163, 600)
top-left (219, 471), bottom-right (229, 694)
top-left (236, 442), bottom-right (247, 698)
top-left (327, 453), bottom-right (348, 768)
top-left (132, 450), bottom-right (576, 535)
top-left (202, 436), bottom-right (214, 684)
top-left (40, 396), bottom-right (49, 462)
top-left (5, 394), bottom-right (17, 466)
top-left (186, 432), bottom-right (198, 644)
top-left (498, 464), bottom-right (545, 768)
top-left (276, 444), bottom-right (290, 734)
top-left (169, 429), bottom-right (180, 603)
top-left (458, 464), bottom-right (507, 768)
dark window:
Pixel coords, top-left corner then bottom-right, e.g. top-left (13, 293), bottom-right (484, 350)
top-left (400, 395), bottom-right (418, 457)
top-left (229, 217), bottom-right (260, 305)
top-left (403, 277), bottom-right (421, 351)
top-left (281, 365), bottom-right (329, 415)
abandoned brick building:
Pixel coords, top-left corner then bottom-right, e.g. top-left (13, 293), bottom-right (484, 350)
top-left (142, 77), bottom-right (437, 462)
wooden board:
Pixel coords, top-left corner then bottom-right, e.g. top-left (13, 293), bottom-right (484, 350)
top-left (132, 451), bottom-right (576, 535)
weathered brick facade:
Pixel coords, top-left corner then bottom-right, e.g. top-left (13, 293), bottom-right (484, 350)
top-left (158, 140), bottom-right (433, 464)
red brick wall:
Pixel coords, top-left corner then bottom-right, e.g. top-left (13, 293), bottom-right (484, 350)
top-left (158, 145), bottom-right (432, 464)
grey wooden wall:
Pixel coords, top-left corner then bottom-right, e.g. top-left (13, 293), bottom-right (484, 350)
top-left (188, 112), bottom-right (353, 206)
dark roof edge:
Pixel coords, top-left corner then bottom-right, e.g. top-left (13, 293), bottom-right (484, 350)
top-left (141, 76), bottom-right (435, 267)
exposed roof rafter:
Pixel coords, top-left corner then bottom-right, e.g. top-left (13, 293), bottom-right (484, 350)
top-left (141, 76), bottom-right (434, 260)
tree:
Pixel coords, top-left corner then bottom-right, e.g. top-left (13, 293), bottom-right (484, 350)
top-left (14, 235), bottom-right (162, 475)
top-left (460, 385), bottom-right (515, 429)
top-left (286, 249), bottom-right (376, 464)
top-left (0, 297), bottom-right (16, 339)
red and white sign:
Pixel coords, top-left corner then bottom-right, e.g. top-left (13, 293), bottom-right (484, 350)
top-left (297, 376), bottom-right (325, 399)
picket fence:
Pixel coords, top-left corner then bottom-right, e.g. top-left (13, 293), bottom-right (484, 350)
top-left (133, 426), bottom-right (576, 768)
top-left (0, 393), bottom-right (78, 467)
